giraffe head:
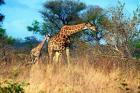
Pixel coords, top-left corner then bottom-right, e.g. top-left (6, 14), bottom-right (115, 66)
top-left (84, 23), bottom-right (96, 31)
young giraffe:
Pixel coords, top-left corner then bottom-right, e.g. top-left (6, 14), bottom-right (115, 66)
top-left (48, 23), bottom-right (96, 64)
top-left (30, 34), bottom-right (50, 64)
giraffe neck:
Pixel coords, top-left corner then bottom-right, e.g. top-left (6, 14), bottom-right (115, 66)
top-left (38, 36), bottom-right (48, 51)
top-left (60, 23), bottom-right (86, 36)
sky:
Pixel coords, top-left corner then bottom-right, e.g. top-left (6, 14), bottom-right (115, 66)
top-left (1, 0), bottom-right (139, 40)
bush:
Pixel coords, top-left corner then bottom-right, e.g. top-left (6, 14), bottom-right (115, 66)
top-left (0, 80), bottom-right (29, 93)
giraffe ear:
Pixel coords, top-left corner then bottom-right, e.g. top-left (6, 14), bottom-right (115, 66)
top-left (86, 22), bottom-right (92, 27)
top-left (45, 33), bottom-right (51, 37)
top-left (87, 21), bottom-right (95, 25)
top-left (89, 22), bottom-right (94, 25)
top-left (48, 34), bottom-right (51, 37)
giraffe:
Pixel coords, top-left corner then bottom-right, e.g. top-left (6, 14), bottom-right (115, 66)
top-left (30, 34), bottom-right (50, 64)
top-left (48, 23), bottom-right (96, 64)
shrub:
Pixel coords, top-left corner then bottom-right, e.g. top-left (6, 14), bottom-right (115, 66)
top-left (0, 80), bottom-right (29, 93)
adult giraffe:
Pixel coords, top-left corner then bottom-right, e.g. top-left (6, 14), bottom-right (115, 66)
top-left (48, 23), bottom-right (96, 64)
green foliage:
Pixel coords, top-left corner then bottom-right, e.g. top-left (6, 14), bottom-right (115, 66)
top-left (34, 0), bottom-right (87, 36)
top-left (0, 27), bottom-right (6, 39)
top-left (81, 6), bottom-right (110, 44)
top-left (134, 40), bottom-right (140, 48)
top-left (131, 39), bottom-right (140, 59)
top-left (43, 0), bottom-right (86, 24)
top-left (0, 0), bottom-right (4, 5)
top-left (24, 36), bottom-right (39, 49)
top-left (134, 42), bottom-right (140, 49)
top-left (0, 80), bottom-right (29, 93)
top-left (27, 20), bottom-right (50, 36)
top-left (27, 20), bottom-right (40, 34)
top-left (0, 27), bottom-right (15, 45)
top-left (0, 0), bottom-right (5, 22)
top-left (82, 6), bottom-right (106, 24)
top-left (5, 36), bottom-right (15, 45)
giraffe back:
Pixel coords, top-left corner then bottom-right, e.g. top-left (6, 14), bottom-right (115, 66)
top-left (48, 34), bottom-right (70, 51)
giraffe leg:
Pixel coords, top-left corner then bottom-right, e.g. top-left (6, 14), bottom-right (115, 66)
top-left (30, 54), bottom-right (34, 63)
top-left (48, 48), bottom-right (53, 64)
top-left (48, 52), bottom-right (53, 64)
top-left (31, 56), bottom-right (34, 63)
top-left (31, 55), bottom-right (36, 64)
top-left (66, 47), bottom-right (70, 64)
top-left (54, 52), bottom-right (61, 63)
top-left (34, 57), bottom-right (39, 64)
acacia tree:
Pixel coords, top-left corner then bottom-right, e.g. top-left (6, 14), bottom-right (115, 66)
top-left (81, 5), bottom-right (110, 45)
top-left (43, 1), bottom-right (85, 23)
top-left (105, 2), bottom-right (140, 57)
top-left (28, 0), bottom-right (86, 44)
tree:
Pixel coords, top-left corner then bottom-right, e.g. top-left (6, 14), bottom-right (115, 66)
top-left (24, 36), bottom-right (39, 49)
top-left (41, 0), bottom-right (86, 26)
top-left (81, 5), bottom-right (110, 45)
top-left (28, 0), bottom-right (86, 36)
top-left (104, 1), bottom-right (140, 57)
top-left (0, 27), bottom-right (6, 39)
top-left (0, 27), bottom-right (15, 45)
top-left (0, 0), bottom-right (4, 5)
top-left (0, 0), bottom-right (5, 43)
top-left (131, 39), bottom-right (140, 59)
top-left (0, 0), bottom-right (5, 22)
top-left (0, 27), bottom-right (15, 62)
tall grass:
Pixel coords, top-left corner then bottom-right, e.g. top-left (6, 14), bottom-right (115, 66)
top-left (26, 55), bottom-right (140, 93)
top-left (0, 47), bottom-right (140, 93)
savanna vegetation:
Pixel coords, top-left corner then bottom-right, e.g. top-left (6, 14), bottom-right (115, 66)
top-left (0, 0), bottom-right (140, 93)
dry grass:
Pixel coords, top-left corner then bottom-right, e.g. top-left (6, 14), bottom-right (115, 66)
top-left (0, 50), bottom-right (140, 93)
top-left (25, 56), bottom-right (140, 93)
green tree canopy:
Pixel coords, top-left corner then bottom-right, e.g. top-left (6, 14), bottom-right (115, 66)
top-left (27, 0), bottom-right (108, 40)
top-left (0, 0), bottom-right (15, 45)
top-left (0, 0), bottom-right (5, 22)
top-left (0, 27), bottom-right (15, 45)
top-left (40, 0), bottom-right (87, 36)
top-left (0, 0), bottom-right (4, 5)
